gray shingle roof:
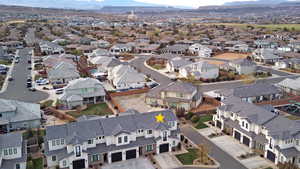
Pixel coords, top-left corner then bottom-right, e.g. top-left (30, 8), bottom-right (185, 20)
top-left (0, 132), bottom-right (22, 148)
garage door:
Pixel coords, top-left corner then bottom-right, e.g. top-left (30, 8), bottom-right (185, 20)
top-left (111, 152), bottom-right (122, 163)
top-left (266, 150), bottom-right (276, 162)
top-left (72, 159), bottom-right (85, 169)
top-left (159, 144), bottom-right (169, 153)
top-left (216, 120), bottom-right (222, 129)
top-left (234, 130), bottom-right (241, 141)
top-left (243, 136), bottom-right (250, 147)
top-left (126, 149), bottom-right (137, 160)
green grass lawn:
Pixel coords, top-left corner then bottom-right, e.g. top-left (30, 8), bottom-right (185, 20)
top-left (176, 148), bottom-right (199, 165)
top-left (195, 122), bottom-right (208, 129)
top-left (195, 115), bottom-right (212, 129)
top-left (67, 103), bottom-right (113, 118)
top-left (0, 59), bottom-right (12, 65)
top-left (32, 158), bottom-right (43, 169)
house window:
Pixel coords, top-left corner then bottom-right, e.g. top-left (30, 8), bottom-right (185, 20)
top-left (16, 164), bottom-right (20, 169)
top-left (146, 145), bottom-right (153, 152)
top-left (163, 131), bottom-right (168, 142)
top-left (9, 148), bottom-right (12, 155)
top-left (56, 139), bottom-right (60, 146)
top-left (88, 139), bottom-right (93, 144)
top-left (0, 113), bottom-right (2, 117)
top-left (75, 146), bottom-right (81, 157)
top-left (245, 123), bottom-right (248, 129)
top-left (61, 139), bottom-right (65, 145)
top-left (4, 149), bottom-right (8, 155)
top-left (52, 140), bottom-right (56, 146)
top-left (63, 160), bottom-right (67, 167)
top-left (124, 136), bottom-right (128, 143)
top-left (147, 130), bottom-right (153, 135)
top-left (118, 137), bottom-right (122, 144)
top-left (92, 154), bottom-right (99, 162)
top-left (138, 129), bottom-right (144, 133)
top-left (52, 156), bottom-right (56, 161)
top-left (13, 148), bottom-right (17, 154)
top-left (242, 121), bottom-right (245, 127)
top-left (296, 140), bottom-right (299, 146)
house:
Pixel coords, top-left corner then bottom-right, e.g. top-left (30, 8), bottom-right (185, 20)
top-left (135, 44), bottom-right (159, 54)
top-left (161, 45), bottom-right (189, 55)
top-left (252, 48), bottom-right (282, 64)
top-left (44, 109), bottom-right (181, 169)
top-left (91, 40), bottom-right (111, 48)
top-left (216, 83), bottom-right (282, 103)
top-left (0, 132), bottom-right (27, 169)
top-left (227, 44), bottom-right (249, 53)
top-left (110, 44), bottom-right (132, 55)
top-left (88, 49), bottom-right (111, 60)
top-left (0, 99), bottom-right (41, 133)
top-left (277, 77), bottom-right (300, 95)
top-left (213, 96), bottom-right (300, 167)
top-left (89, 56), bottom-right (121, 77)
top-left (228, 59), bottom-right (257, 75)
top-left (275, 58), bottom-right (300, 70)
top-left (254, 40), bottom-right (278, 49)
top-left (166, 57), bottom-right (192, 72)
top-left (59, 78), bottom-right (106, 109)
top-left (39, 41), bottom-right (65, 55)
top-left (145, 82), bottom-right (202, 111)
top-left (179, 61), bottom-right (219, 79)
top-left (48, 62), bottom-right (80, 85)
top-left (189, 44), bottom-right (212, 57)
top-left (108, 65), bottom-right (147, 90)
top-left (43, 54), bottom-right (76, 69)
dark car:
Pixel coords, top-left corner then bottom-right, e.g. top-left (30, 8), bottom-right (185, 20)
top-left (28, 67), bottom-right (32, 70)
top-left (8, 77), bottom-right (13, 81)
top-left (26, 82), bottom-right (32, 88)
top-left (28, 60), bottom-right (31, 64)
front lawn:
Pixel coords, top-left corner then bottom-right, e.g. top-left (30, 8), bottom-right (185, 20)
top-left (195, 114), bottom-right (213, 129)
top-left (27, 157), bottom-right (43, 169)
top-left (67, 103), bottom-right (113, 118)
top-left (0, 59), bottom-right (12, 65)
top-left (176, 148), bottom-right (199, 165)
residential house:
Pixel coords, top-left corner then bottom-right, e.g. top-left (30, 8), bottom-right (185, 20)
top-left (91, 40), bottom-right (111, 48)
top-left (135, 44), bottom-right (159, 54)
top-left (227, 44), bottom-right (249, 53)
top-left (0, 99), bottom-right (41, 133)
top-left (89, 56), bottom-right (121, 77)
top-left (108, 65), bottom-right (147, 90)
top-left (110, 44), bottom-right (132, 55)
top-left (161, 45), bottom-right (189, 55)
top-left (145, 82), bottom-right (202, 111)
top-left (213, 96), bottom-right (300, 167)
top-left (252, 48), bottom-right (283, 64)
top-left (228, 59), bottom-right (257, 75)
top-left (48, 62), bottom-right (80, 85)
top-left (275, 58), bottom-right (300, 70)
top-left (166, 57), bottom-right (192, 72)
top-left (59, 78), bottom-right (106, 109)
top-left (0, 132), bottom-right (27, 169)
top-left (216, 83), bottom-right (282, 103)
top-left (88, 49), bottom-right (111, 60)
top-left (277, 77), bottom-right (300, 95)
top-left (189, 44), bottom-right (212, 57)
top-left (39, 41), bottom-right (65, 55)
top-left (179, 61), bottom-right (219, 79)
top-left (44, 110), bottom-right (181, 169)
top-left (43, 54), bottom-right (76, 69)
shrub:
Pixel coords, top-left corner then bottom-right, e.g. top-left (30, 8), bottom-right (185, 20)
top-left (191, 115), bottom-right (200, 123)
top-left (185, 112), bottom-right (194, 120)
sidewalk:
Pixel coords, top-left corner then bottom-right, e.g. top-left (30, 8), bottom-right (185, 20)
top-left (0, 61), bottom-right (15, 93)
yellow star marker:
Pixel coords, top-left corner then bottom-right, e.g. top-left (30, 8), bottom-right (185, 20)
top-left (155, 113), bottom-right (165, 123)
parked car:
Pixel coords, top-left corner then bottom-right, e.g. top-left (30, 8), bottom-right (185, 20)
top-left (28, 67), bottom-right (32, 70)
top-left (15, 59), bottom-right (19, 63)
top-left (26, 82), bottom-right (32, 88)
top-left (36, 78), bottom-right (49, 85)
top-left (8, 77), bottom-right (13, 81)
top-left (55, 89), bottom-right (64, 95)
top-left (28, 60), bottom-right (31, 64)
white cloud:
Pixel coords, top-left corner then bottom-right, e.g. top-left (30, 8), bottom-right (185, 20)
top-left (134, 0), bottom-right (257, 8)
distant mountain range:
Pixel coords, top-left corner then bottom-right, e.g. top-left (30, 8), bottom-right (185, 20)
top-left (224, 0), bottom-right (300, 6)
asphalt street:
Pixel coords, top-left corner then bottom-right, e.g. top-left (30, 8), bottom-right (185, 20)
top-left (0, 48), bottom-right (49, 103)
top-left (181, 125), bottom-right (247, 169)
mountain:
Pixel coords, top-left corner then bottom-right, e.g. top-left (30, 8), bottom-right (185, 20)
top-left (224, 0), bottom-right (300, 6)
top-left (0, 0), bottom-right (161, 10)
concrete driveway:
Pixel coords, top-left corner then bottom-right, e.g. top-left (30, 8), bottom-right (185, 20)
top-left (102, 158), bottom-right (155, 169)
top-left (154, 153), bottom-right (181, 169)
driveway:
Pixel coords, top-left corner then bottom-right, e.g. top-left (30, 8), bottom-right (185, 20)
top-left (181, 125), bottom-right (247, 169)
top-left (102, 158), bottom-right (155, 169)
top-left (0, 48), bottom-right (49, 103)
top-left (154, 153), bottom-right (181, 169)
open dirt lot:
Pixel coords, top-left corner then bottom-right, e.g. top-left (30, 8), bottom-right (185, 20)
top-left (213, 53), bottom-right (249, 60)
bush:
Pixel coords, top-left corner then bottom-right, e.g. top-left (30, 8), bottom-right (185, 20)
top-left (191, 115), bottom-right (200, 123)
top-left (185, 112), bottom-right (194, 120)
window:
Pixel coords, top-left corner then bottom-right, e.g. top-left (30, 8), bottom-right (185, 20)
top-left (0, 113), bottom-right (2, 117)
top-left (124, 136), bottom-right (128, 143)
top-left (118, 137), bottom-right (122, 144)
top-left (163, 131), bottom-right (168, 142)
top-left (147, 130), bottom-right (153, 135)
top-left (52, 140), bottom-right (56, 146)
top-left (88, 139), bottom-right (93, 144)
top-left (9, 148), bottom-right (12, 155)
top-left (138, 129), bottom-right (144, 133)
top-left (146, 145), bottom-right (153, 152)
top-left (4, 149), bottom-right (8, 155)
top-left (63, 160), bottom-right (67, 167)
top-left (56, 139), bottom-right (60, 146)
top-left (75, 146), bottom-right (81, 157)
top-left (245, 123), bottom-right (248, 129)
top-left (296, 140), bottom-right (299, 146)
top-left (242, 121), bottom-right (245, 127)
top-left (169, 121), bottom-right (175, 127)
top-left (13, 148), bottom-right (17, 154)
top-left (16, 164), bottom-right (20, 169)
top-left (92, 154), bottom-right (99, 162)
top-left (52, 156), bottom-right (56, 161)
top-left (61, 139), bottom-right (65, 145)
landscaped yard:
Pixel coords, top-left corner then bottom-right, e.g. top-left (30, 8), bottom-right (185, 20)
top-left (27, 157), bottom-right (43, 169)
top-left (195, 115), bottom-right (213, 129)
top-left (176, 148), bottom-right (199, 165)
top-left (66, 103), bottom-right (113, 118)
